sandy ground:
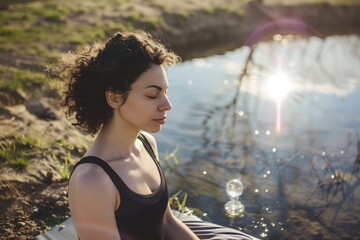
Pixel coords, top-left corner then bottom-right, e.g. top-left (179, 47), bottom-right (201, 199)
top-left (0, 99), bottom-right (92, 239)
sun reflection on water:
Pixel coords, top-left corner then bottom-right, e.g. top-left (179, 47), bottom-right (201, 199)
top-left (266, 72), bottom-right (292, 100)
top-left (266, 72), bottom-right (293, 133)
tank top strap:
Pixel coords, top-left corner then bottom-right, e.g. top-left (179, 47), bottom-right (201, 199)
top-left (137, 133), bottom-right (158, 162)
top-left (69, 156), bottom-right (127, 192)
top-left (69, 134), bottom-right (160, 195)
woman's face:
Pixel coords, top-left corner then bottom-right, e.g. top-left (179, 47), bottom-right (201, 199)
top-left (117, 64), bottom-right (172, 133)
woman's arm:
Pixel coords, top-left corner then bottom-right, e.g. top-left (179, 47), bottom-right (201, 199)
top-left (163, 204), bottom-right (200, 240)
top-left (69, 164), bottom-right (121, 240)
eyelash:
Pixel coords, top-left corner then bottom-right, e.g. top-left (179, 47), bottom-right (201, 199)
top-left (147, 91), bottom-right (168, 99)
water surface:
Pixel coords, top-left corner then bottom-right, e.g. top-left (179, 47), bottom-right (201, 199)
top-left (155, 34), bottom-right (360, 239)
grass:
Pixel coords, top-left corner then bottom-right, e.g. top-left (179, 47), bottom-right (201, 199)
top-left (0, 65), bottom-right (48, 91)
top-left (52, 138), bottom-right (76, 152)
top-left (0, 133), bottom-right (84, 175)
top-left (0, 0), bottom-right (356, 95)
top-left (165, 147), bottom-right (210, 220)
top-left (0, 0), bottom-right (163, 96)
top-left (0, 0), bottom-right (161, 58)
top-left (169, 190), bottom-right (210, 220)
top-left (0, 135), bottom-right (42, 170)
top-left (266, 0), bottom-right (360, 5)
top-left (50, 137), bottom-right (87, 180)
top-left (164, 146), bottom-right (180, 173)
top-left (57, 151), bottom-right (71, 180)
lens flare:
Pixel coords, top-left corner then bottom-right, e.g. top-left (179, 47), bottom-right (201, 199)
top-left (266, 73), bottom-right (291, 100)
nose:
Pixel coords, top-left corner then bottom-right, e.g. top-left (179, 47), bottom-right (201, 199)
top-left (159, 95), bottom-right (172, 112)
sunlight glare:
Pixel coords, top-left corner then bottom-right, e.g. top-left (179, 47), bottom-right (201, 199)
top-left (266, 73), bottom-right (291, 100)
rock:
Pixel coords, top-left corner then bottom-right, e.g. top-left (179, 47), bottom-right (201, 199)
top-left (0, 106), bottom-right (12, 119)
top-left (0, 89), bottom-right (26, 107)
top-left (3, 222), bottom-right (11, 228)
top-left (25, 98), bottom-right (59, 120)
top-left (15, 221), bottom-right (26, 229)
top-left (44, 172), bottom-right (54, 184)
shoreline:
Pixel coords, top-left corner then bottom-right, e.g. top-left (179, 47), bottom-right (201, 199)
top-left (154, 1), bottom-right (360, 59)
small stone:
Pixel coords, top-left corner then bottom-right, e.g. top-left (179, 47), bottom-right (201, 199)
top-left (52, 194), bottom-right (60, 199)
top-left (3, 222), bottom-right (11, 228)
top-left (15, 222), bottom-right (26, 229)
top-left (25, 98), bottom-right (59, 120)
top-left (57, 225), bottom-right (66, 232)
top-left (0, 89), bottom-right (26, 107)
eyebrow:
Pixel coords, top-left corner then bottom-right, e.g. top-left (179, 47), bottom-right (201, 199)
top-left (144, 84), bottom-right (168, 91)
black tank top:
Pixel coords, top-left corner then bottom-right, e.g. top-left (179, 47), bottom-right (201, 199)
top-left (70, 133), bottom-right (168, 240)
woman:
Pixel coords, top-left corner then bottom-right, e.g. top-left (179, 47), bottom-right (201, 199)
top-left (56, 30), bottom-right (199, 239)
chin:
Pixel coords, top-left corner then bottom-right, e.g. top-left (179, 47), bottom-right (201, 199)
top-left (144, 126), bottom-right (162, 133)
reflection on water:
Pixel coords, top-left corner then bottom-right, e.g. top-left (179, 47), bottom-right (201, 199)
top-left (155, 34), bottom-right (360, 239)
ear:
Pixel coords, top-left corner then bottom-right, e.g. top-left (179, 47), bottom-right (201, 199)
top-left (105, 90), bottom-right (122, 109)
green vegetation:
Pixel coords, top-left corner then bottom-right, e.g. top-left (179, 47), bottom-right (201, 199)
top-left (164, 146), bottom-right (180, 172)
top-left (266, 0), bottom-right (359, 5)
top-left (0, 133), bottom-right (84, 176)
top-left (0, 0), bottom-right (163, 96)
top-left (169, 189), bottom-right (210, 220)
top-left (1, 0), bottom-right (200, 103)
top-left (165, 147), bottom-right (209, 220)
top-left (57, 151), bottom-right (71, 180)
top-left (50, 137), bottom-right (86, 180)
top-left (0, 0), bottom-right (166, 59)
top-left (1, 0), bottom-right (355, 96)
top-left (52, 138), bottom-right (76, 152)
top-left (0, 135), bottom-right (42, 170)
top-left (169, 190), bottom-right (189, 212)
top-left (0, 65), bottom-right (48, 91)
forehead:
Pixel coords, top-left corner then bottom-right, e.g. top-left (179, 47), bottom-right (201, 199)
top-left (132, 64), bottom-right (168, 89)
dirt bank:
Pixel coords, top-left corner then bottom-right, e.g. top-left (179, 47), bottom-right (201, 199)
top-left (158, 1), bottom-right (360, 59)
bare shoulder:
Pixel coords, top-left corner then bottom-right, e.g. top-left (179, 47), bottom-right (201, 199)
top-left (68, 163), bottom-right (120, 239)
top-left (70, 163), bottom-right (110, 190)
top-left (69, 163), bottom-right (118, 211)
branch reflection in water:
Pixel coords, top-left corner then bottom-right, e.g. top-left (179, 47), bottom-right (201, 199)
top-left (157, 34), bottom-right (360, 240)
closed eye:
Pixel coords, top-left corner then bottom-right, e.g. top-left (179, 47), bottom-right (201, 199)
top-left (147, 95), bottom-right (157, 99)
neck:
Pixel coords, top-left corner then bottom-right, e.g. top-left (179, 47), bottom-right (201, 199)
top-left (88, 113), bottom-right (140, 162)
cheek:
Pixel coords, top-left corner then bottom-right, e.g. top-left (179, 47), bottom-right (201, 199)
top-left (129, 103), bottom-right (152, 119)
top-left (121, 96), bottom-right (157, 119)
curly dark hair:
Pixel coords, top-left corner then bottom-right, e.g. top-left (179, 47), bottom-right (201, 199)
top-left (50, 30), bottom-right (181, 135)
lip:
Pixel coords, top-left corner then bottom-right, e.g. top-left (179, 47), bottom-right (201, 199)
top-left (153, 117), bottom-right (166, 125)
